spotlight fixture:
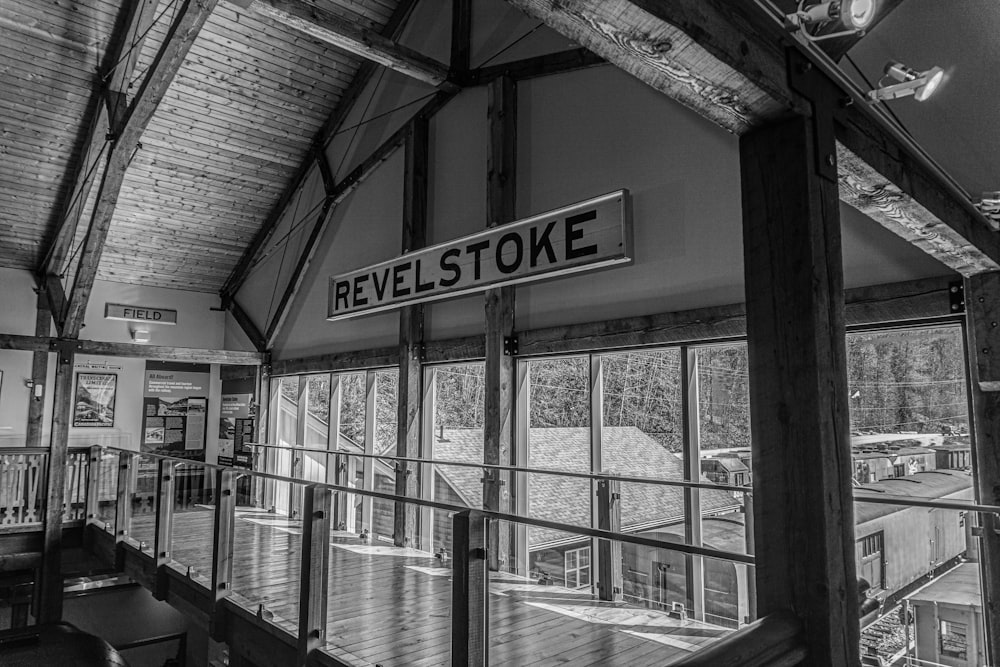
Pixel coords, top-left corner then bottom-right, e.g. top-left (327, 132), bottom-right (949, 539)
top-left (785, 0), bottom-right (877, 40)
top-left (866, 62), bottom-right (945, 103)
top-left (130, 327), bottom-right (151, 344)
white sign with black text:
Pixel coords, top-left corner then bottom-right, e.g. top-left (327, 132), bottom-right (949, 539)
top-left (328, 190), bottom-right (632, 320)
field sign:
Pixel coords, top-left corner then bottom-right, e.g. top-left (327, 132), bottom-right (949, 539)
top-left (328, 190), bottom-right (632, 321)
top-left (105, 303), bottom-right (177, 325)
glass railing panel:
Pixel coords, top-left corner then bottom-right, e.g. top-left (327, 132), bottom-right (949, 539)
top-left (168, 462), bottom-right (216, 585)
top-left (127, 454), bottom-right (158, 552)
top-left (93, 449), bottom-right (119, 531)
top-left (323, 497), bottom-right (445, 665)
top-left (488, 518), bottom-right (743, 666)
top-left (230, 480), bottom-right (304, 635)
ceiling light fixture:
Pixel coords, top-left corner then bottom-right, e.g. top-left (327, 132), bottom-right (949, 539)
top-left (866, 62), bottom-right (945, 103)
top-left (785, 0), bottom-right (877, 40)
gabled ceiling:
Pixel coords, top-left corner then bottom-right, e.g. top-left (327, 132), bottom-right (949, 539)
top-left (1, 0), bottom-right (397, 292)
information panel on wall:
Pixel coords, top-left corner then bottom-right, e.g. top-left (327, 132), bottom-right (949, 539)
top-left (328, 190), bottom-right (632, 321)
top-left (219, 373), bottom-right (255, 468)
top-left (141, 361), bottom-right (210, 461)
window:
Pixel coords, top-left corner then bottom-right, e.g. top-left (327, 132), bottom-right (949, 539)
top-left (940, 619), bottom-right (967, 659)
top-left (564, 547), bottom-right (591, 588)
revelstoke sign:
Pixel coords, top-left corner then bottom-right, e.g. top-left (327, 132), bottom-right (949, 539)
top-left (328, 190), bottom-right (632, 320)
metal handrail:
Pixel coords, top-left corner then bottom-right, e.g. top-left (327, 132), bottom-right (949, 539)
top-left (244, 441), bottom-right (752, 493)
top-left (107, 446), bottom-right (755, 565)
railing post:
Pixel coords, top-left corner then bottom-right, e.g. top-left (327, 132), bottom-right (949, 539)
top-left (452, 509), bottom-right (488, 667)
top-left (114, 452), bottom-right (134, 571)
top-left (596, 477), bottom-right (623, 602)
top-left (212, 468), bottom-right (237, 603)
top-left (154, 459), bottom-right (176, 600)
top-left (297, 484), bottom-right (331, 665)
top-left (85, 445), bottom-right (102, 524)
top-left (332, 453), bottom-right (348, 529)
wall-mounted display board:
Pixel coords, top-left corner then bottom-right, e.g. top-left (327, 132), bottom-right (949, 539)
top-left (73, 373), bottom-right (117, 427)
top-left (141, 361), bottom-right (209, 460)
top-left (219, 372), bottom-right (255, 468)
top-left (328, 190), bottom-right (632, 321)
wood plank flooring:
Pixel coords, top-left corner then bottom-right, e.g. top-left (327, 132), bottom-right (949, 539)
top-left (131, 508), bottom-right (730, 666)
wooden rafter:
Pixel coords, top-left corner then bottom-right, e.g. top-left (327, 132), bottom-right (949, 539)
top-left (37, 0), bottom-right (161, 331)
top-left (503, 0), bottom-right (1000, 277)
top-left (0, 333), bottom-right (264, 365)
top-left (247, 0), bottom-right (453, 89)
top-left (220, 0), bottom-right (420, 301)
top-left (62, 0), bottom-right (219, 339)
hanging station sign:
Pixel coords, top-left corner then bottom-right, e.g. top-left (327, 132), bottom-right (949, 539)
top-left (105, 303), bottom-right (177, 325)
top-left (328, 190), bottom-right (632, 321)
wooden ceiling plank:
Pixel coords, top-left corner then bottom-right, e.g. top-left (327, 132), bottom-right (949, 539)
top-left (36, 0), bottom-right (161, 331)
top-left (63, 0), bottom-right (220, 338)
top-left (503, 0), bottom-right (1000, 278)
top-left (220, 0), bottom-right (421, 299)
top-left (247, 0), bottom-right (453, 89)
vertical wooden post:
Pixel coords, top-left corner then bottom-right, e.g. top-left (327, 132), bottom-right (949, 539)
top-left (484, 74), bottom-right (516, 572)
top-left (681, 347), bottom-right (705, 621)
top-left (26, 291), bottom-right (50, 447)
top-left (37, 340), bottom-right (75, 624)
top-left (740, 112), bottom-right (858, 665)
top-left (963, 272), bottom-right (1000, 665)
top-left (297, 485), bottom-right (332, 665)
top-left (154, 459), bottom-right (176, 600)
top-left (212, 468), bottom-right (237, 603)
top-left (452, 509), bottom-right (488, 667)
top-left (450, 0), bottom-right (471, 75)
top-left (395, 117), bottom-right (428, 547)
top-left (596, 477), bottom-right (622, 602)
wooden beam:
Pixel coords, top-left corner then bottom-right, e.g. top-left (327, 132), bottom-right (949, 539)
top-left (451, 0), bottom-right (471, 74)
top-left (469, 48), bottom-right (605, 86)
top-left (836, 113), bottom-right (1000, 276)
top-left (63, 0), bottom-right (219, 338)
top-left (25, 292), bottom-right (50, 448)
top-left (451, 510), bottom-right (488, 666)
top-left (42, 274), bottom-right (67, 336)
top-left (741, 113), bottom-right (858, 664)
top-left (0, 334), bottom-right (264, 365)
top-left (483, 75), bottom-right (516, 572)
top-left (393, 119), bottom-right (428, 548)
top-left (220, 0), bottom-right (420, 298)
top-left (265, 274), bottom-right (960, 375)
top-left (38, 0), bottom-right (160, 283)
top-left (963, 272), bottom-right (1000, 664)
top-left (228, 299), bottom-right (267, 353)
top-left (502, 0), bottom-right (1000, 279)
top-left (248, 0), bottom-right (454, 89)
top-left (37, 340), bottom-right (75, 623)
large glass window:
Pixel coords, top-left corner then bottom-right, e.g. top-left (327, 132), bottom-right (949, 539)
top-left (848, 325), bottom-right (976, 663)
top-left (429, 363), bottom-right (485, 555)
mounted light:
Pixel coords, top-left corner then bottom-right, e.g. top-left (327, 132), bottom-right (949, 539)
top-left (130, 327), bottom-right (151, 344)
top-left (867, 62), bottom-right (945, 102)
top-left (785, 0), bottom-right (878, 39)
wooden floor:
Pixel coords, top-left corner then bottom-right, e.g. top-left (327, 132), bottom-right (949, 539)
top-left (131, 508), bottom-right (729, 666)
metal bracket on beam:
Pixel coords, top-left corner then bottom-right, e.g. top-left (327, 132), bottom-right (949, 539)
top-left (503, 335), bottom-right (519, 356)
top-left (786, 48), bottom-right (843, 184)
top-left (949, 281), bottom-right (966, 314)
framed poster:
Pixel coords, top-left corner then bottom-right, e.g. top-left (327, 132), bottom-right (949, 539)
top-left (73, 372), bottom-right (117, 427)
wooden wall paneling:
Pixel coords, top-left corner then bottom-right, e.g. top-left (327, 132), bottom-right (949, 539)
top-left (36, 340), bottom-right (75, 623)
top-left (394, 118), bottom-right (429, 547)
top-left (963, 271), bottom-right (1000, 664)
top-left (63, 0), bottom-right (220, 338)
top-left (740, 111), bottom-right (858, 665)
top-left (483, 75), bottom-right (516, 571)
